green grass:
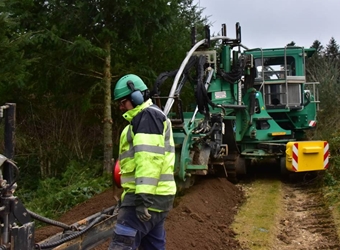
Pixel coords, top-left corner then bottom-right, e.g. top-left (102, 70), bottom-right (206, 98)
top-left (232, 179), bottom-right (282, 250)
top-left (323, 154), bottom-right (340, 241)
top-left (16, 160), bottom-right (112, 220)
top-left (324, 181), bottom-right (340, 241)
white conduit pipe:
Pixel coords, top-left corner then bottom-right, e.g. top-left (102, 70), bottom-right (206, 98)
top-left (163, 36), bottom-right (231, 116)
top-left (238, 80), bottom-right (242, 105)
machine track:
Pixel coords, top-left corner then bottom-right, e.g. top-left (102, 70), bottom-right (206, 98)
top-left (274, 179), bottom-right (340, 249)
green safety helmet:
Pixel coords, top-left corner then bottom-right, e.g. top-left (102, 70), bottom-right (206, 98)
top-left (113, 74), bottom-right (148, 101)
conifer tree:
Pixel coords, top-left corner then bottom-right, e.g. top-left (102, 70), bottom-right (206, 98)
top-left (311, 40), bottom-right (324, 55)
top-left (325, 37), bottom-right (339, 60)
top-left (0, 1), bottom-right (30, 97)
top-left (3, 0), bottom-right (207, 176)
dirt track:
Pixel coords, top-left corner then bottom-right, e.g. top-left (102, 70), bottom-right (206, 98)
top-left (274, 180), bottom-right (340, 249)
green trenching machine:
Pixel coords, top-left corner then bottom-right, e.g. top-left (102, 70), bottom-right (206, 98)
top-left (152, 23), bottom-right (329, 186)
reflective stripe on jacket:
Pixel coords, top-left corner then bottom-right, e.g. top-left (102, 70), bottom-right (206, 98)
top-left (118, 99), bottom-right (176, 212)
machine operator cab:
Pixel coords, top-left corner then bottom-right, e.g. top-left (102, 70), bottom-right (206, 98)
top-left (246, 47), bottom-right (318, 111)
top-left (243, 47), bottom-right (319, 133)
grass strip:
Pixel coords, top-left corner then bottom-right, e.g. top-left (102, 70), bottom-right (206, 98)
top-left (232, 179), bottom-right (282, 250)
top-left (324, 185), bottom-right (340, 240)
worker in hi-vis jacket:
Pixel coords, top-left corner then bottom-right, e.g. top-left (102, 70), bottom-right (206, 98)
top-left (108, 74), bottom-right (176, 250)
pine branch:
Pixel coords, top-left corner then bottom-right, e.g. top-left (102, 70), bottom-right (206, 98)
top-left (66, 69), bottom-right (103, 80)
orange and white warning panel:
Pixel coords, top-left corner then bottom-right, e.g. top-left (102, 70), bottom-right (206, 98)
top-left (285, 141), bottom-right (329, 172)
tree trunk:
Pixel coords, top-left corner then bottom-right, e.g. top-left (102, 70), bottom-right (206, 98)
top-left (103, 41), bottom-right (113, 174)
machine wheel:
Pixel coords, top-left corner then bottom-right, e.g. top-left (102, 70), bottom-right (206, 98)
top-left (176, 176), bottom-right (195, 193)
top-left (224, 154), bottom-right (240, 183)
top-left (225, 170), bottom-right (238, 184)
top-left (223, 154), bottom-right (249, 183)
top-left (278, 156), bottom-right (290, 180)
top-left (235, 156), bottom-right (247, 175)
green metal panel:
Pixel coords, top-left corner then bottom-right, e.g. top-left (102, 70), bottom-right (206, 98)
top-left (242, 89), bottom-right (291, 142)
top-left (221, 45), bottom-right (231, 72)
top-left (208, 78), bottom-right (235, 105)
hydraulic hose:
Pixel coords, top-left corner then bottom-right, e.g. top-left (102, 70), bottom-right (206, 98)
top-left (152, 70), bottom-right (178, 96)
top-left (163, 38), bottom-right (206, 115)
top-left (153, 56), bottom-right (198, 98)
top-left (195, 56), bottom-right (223, 117)
top-left (174, 56), bottom-right (198, 96)
top-left (218, 67), bottom-right (242, 83)
top-left (27, 209), bottom-right (73, 230)
top-left (5, 159), bottom-right (19, 190)
top-left (195, 55), bottom-right (209, 116)
top-left (163, 35), bottom-right (239, 115)
top-left (35, 213), bottom-right (106, 249)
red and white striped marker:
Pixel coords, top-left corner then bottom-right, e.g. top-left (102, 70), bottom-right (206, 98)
top-left (309, 120), bottom-right (316, 127)
top-left (292, 143), bottom-right (298, 171)
top-left (324, 142), bottom-right (329, 169)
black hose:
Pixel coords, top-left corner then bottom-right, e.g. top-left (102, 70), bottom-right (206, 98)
top-left (27, 209), bottom-right (73, 230)
top-left (34, 214), bottom-right (105, 249)
top-left (174, 56), bottom-right (198, 95)
top-left (152, 70), bottom-right (178, 97)
top-left (195, 55), bottom-right (209, 116)
top-left (6, 159), bottom-right (19, 189)
top-left (204, 123), bottom-right (218, 137)
top-left (217, 58), bottom-right (242, 83)
top-left (152, 56), bottom-right (198, 97)
top-left (195, 55), bottom-right (220, 117)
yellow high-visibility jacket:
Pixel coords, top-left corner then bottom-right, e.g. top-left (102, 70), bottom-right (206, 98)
top-left (118, 99), bottom-right (176, 212)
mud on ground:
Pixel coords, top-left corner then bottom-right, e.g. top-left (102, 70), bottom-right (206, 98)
top-left (35, 176), bottom-right (245, 250)
top-left (274, 180), bottom-right (340, 250)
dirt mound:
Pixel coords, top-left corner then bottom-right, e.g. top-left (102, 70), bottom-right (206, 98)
top-left (35, 176), bottom-right (245, 249)
top-left (166, 176), bottom-right (245, 250)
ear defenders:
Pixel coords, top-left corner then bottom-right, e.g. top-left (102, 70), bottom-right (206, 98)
top-left (127, 80), bottom-right (144, 106)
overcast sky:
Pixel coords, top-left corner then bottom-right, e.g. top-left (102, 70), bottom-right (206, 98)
top-left (196, 0), bottom-right (340, 49)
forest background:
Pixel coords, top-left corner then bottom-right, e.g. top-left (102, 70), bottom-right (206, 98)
top-left (0, 0), bottom-right (340, 220)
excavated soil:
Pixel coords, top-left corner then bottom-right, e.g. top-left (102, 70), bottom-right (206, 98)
top-left (35, 176), bottom-right (245, 250)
